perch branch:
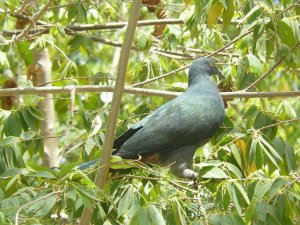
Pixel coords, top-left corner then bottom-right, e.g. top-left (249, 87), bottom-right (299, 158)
top-left (0, 85), bottom-right (299, 99)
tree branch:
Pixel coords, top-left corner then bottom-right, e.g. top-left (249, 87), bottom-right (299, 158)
top-left (1, 19), bottom-right (183, 37)
top-left (0, 85), bottom-right (299, 99)
top-left (257, 118), bottom-right (300, 131)
top-left (13, 0), bottom-right (54, 42)
top-left (132, 65), bottom-right (189, 87)
top-left (276, 0), bottom-right (300, 17)
top-left (79, 0), bottom-right (142, 224)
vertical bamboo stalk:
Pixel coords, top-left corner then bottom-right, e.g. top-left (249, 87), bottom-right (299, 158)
top-left (79, 1), bottom-right (142, 224)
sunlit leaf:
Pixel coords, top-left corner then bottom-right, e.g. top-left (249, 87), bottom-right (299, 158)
top-left (277, 18), bottom-right (298, 47)
top-left (4, 113), bottom-right (22, 137)
top-left (207, 2), bottom-right (223, 28)
top-left (223, 0), bottom-right (234, 27)
top-left (199, 166), bottom-right (228, 179)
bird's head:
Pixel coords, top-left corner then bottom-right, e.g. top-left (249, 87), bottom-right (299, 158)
top-left (188, 57), bottom-right (224, 80)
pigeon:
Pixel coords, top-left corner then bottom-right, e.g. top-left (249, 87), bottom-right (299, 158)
top-left (112, 57), bottom-right (225, 180)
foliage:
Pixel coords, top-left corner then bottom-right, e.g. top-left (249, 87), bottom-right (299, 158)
top-left (0, 0), bottom-right (299, 224)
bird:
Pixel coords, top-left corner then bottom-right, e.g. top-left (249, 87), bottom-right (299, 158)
top-left (112, 57), bottom-right (225, 180)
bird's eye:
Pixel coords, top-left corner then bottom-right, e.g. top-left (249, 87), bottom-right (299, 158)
top-left (210, 63), bottom-right (214, 67)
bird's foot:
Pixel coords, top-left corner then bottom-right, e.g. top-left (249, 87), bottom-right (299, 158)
top-left (183, 169), bottom-right (199, 188)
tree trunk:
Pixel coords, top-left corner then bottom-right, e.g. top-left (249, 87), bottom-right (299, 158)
top-left (31, 49), bottom-right (59, 167)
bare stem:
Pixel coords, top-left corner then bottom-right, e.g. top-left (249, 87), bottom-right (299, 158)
top-left (257, 118), bottom-right (300, 131)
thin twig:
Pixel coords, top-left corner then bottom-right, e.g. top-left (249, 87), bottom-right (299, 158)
top-left (132, 65), bottom-right (189, 87)
top-left (59, 87), bottom-right (76, 160)
top-left (111, 174), bottom-right (197, 193)
top-left (276, 1), bottom-right (300, 17)
top-left (257, 118), bottom-right (300, 131)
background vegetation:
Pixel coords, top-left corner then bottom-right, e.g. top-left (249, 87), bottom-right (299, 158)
top-left (0, 0), bottom-right (299, 224)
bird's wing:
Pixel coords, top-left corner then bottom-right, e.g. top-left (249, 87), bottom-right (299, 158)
top-left (113, 99), bottom-right (175, 149)
top-left (114, 95), bottom-right (221, 158)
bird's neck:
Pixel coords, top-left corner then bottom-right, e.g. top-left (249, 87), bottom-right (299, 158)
top-left (188, 74), bottom-right (218, 93)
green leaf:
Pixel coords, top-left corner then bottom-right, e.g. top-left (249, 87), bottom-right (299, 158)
top-left (232, 214), bottom-right (246, 225)
top-left (267, 177), bottom-right (286, 199)
top-left (21, 108), bottom-right (39, 132)
top-left (68, 4), bottom-right (78, 20)
top-left (230, 144), bottom-right (243, 170)
top-left (251, 182), bottom-right (270, 202)
top-left (172, 198), bottom-right (187, 225)
top-left (226, 163), bottom-right (243, 178)
top-left (0, 136), bottom-right (20, 147)
top-left (0, 168), bottom-right (28, 178)
top-left (223, 0), bottom-right (234, 27)
top-left (247, 137), bottom-right (257, 166)
top-left (5, 175), bottom-right (19, 190)
top-left (17, 110), bottom-right (28, 131)
top-left (27, 107), bottom-right (44, 121)
top-left (148, 204), bottom-right (166, 225)
top-left (207, 2), bottom-right (223, 28)
top-left (84, 137), bottom-right (96, 156)
top-left (233, 182), bottom-right (250, 205)
top-left (199, 166), bottom-right (228, 179)
top-left (247, 54), bottom-right (263, 75)
top-left (36, 194), bottom-right (57, 216)
top-left (135, 31), bottom-right (152, 51)
top-left (255, 201), bottom-right (267, 222)
top-left (221, 214), bottom-right (235, 225)
top-left (243, 5), bottom-right (262, 26)
top-left (74, 184), bottom-right (99, 209)
top-left (27, 170), bottom-right (57, 179)
top-left (130, 207), bottom-right (152, 225)
top-left (76, 189), bottom-right (93, 209)
top-left (255, 143), bottom-right (264, 169)
top-left (4, 113), bottom-right (22, 137)
top-left (57, 163), bottom-right (77, 177)
top-left (277, 18), bottom-right (297, 47)
top-left (226, 183), bottom-right (241, 214)
top-left (59, 60), bottom-right (78, 78)
top-left (118, 186), bottom-right (134, 218)
top-left (284, 143), bottom-right (295, 172)
top-left (209, 213), bottom-right (222, 225)
top-left (258, 135), bottom-right (282, 165)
